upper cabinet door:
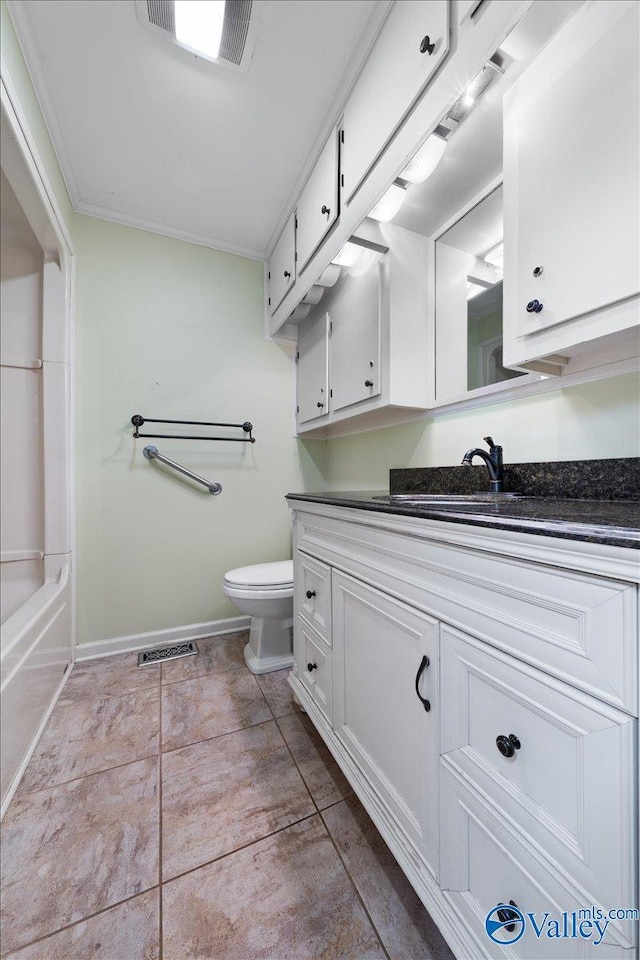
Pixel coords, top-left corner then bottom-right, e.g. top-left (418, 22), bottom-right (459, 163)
top-left (341, 0), bottom-right (450, 203)
top-left (268, 213), bottom-right (296, 314)
top-left (296, 131), bottom-right (340, 273)
top-left (330, 258), bottom-right (383, 412)
top-left (504, 1), bottom-right (640, 338)
top-left (297, 313), bottom-right (329, 424)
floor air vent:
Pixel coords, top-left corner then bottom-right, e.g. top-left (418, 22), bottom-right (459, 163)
top-left (137, 0), bottom-right (262, 73)
top-left (138, 641), bottom-right (198, 665)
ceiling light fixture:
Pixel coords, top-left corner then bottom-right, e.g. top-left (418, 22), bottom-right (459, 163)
top-left (331, 241), bottom-right (366, 268)
top-left (484, 241), bottom-right (504, 270)
top-left (174, 0), bottom-right (226, 60)
top-left (368, 182), bottom-right (407, 223)
top-left (400, 134), bottom-right (447, 184)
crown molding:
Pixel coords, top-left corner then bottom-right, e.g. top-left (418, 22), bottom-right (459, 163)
top-left (75, 198), bottom-right (266, 261)
top-left (264, 0), bottom-right (394, 258)
top-left (5, 0), bottom-right (82, 209)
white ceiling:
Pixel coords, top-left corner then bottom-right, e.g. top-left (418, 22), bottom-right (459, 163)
top-left (8, 0), bottom-right (383, 259)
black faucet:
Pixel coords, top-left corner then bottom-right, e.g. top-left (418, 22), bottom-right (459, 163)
top-left (461, 436), bottom-right (504, 492)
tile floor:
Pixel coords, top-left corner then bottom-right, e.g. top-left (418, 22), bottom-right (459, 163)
top-left (0, 631), bottom-right (454, 960)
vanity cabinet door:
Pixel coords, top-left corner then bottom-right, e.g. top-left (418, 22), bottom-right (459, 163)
top-left (268, 213), bottom-right (296, 313)
top-left (297, 313), bottom-right (329, 424)
top-left (332, 571), bottom-right (439, 875)
top-left (341, 0), bottom-right (450, 202)
top-left (296, 131), bottom-right (339, 273)
top-left (329, 258), bottom-right (383, 412)
top-left (503, 1), bottom-right (639, 361)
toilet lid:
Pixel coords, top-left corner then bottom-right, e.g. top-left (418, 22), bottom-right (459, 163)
top-left (224, 560), bottom-right (293, 588)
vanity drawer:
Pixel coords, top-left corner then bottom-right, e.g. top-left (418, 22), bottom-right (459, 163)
top-left (297, 617), bottom-right (332, 723)
top-left (295, 552), bottom-right (331, 642)
top-left (440, 763), bottom-right (636, 958)
top-left (440, 624), bottom-right (637, 947)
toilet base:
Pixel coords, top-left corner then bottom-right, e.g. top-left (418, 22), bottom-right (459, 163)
top-left (243, 615), bottom-right (293, 675)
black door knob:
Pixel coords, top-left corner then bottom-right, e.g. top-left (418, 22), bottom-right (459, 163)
top-left (526, 299), bottom-right (543, 313)
top-left (496, 734), bottom-right (521, 758)
top-left (321, 205), bottom-right (330, 216)
top-left (420, 35), bottom-right (435, 55)
top-left (317, 402), bottom-right (324, 408)
top-left (306, 590), bottom-right (316, 599)
top-left (284, 270), bottom-right (291, 278)
top-left (307, 662), bottom-right (317, 672)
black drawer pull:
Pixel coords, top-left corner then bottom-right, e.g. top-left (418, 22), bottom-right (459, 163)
top-left (496, 734), bottom-right (521, 758)
top-left (414, 655), bottom-right (431, 712)
top-left (305, 590), bottom-right (316, 599)
top-left (307, 662), bottom-right (317, 672)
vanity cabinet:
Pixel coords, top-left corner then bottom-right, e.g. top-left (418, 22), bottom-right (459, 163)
top-left (503, 0), bottom-right (640, 372)
top-left (296, 131), bottom-right (340, 274)
top-left (341, 0), bottom-right (450, 202)
top-left (268, 212), bottom-right (296, 313)
top-left (289, 500), bottom-right (639, 960)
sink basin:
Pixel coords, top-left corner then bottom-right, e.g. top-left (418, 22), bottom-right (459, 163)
top-left (374, 493), bottom-right (525, 505)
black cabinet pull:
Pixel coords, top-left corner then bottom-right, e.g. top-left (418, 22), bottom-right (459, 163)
top-left (526, 299), bottom-right (543, 313)
top-left (307, 662), bottom-right (317, 672)
top-left (414, 655), bottom-right (431, 712)
top-left (317, 401), bottom-right (324, 408)
top-left (496, 902), bottom-right (520, 934)
top-left (321, 205), bottom-right (331, 217)
top-left (284, 270), bottom-right (291, 279)
top-left (306, 590), bottom-right (316, 599)
top-left (419, 35), bottom-right (436, 55)
top-left (532, 265), bottom-right (544, 277)
top-left (496, 734), bottom-right (521, 758)
top-left (364, 379), bottom-right (374, 387)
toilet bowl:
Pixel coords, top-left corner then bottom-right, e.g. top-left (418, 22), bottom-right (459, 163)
top-left (223, 561), bottom-right (294, 674)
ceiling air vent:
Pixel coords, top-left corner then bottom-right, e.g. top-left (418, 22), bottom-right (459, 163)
top-left (136, 0), bottom-right (263, 73)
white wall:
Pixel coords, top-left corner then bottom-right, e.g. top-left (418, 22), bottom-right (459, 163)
top-left (324, 373), bottom-right (640, 489)
top-left (74, 215), bottom-right (325, 646)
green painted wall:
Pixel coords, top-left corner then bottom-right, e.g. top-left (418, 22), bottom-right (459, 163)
top-left (324, 373), bottom-right (640, 490)
top-left (74, 215), bottom-right (325, 644)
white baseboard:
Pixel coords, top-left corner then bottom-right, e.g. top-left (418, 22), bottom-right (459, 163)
top-left (75, 616), bottom-right (251, 662)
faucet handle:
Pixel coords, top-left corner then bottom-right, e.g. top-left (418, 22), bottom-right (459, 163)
top-left (483, 435), bottom-right (495, 449)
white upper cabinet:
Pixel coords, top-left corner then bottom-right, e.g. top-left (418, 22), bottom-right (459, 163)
top-left (297, 312), bottom-right (329, 424)
top-left (268, 213), bottom-right (296, 314)
top-left (329, 257), bottom-right (382, 411)
top-left (296, 131), bottom-right (340, 274)
top-left (341, 0), bottom-right (449, 203)
top-left (503, 0), bottom-right (640, 370)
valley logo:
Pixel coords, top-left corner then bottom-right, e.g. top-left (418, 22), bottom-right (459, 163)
top-left (485, 903), bottom-right (639, 947)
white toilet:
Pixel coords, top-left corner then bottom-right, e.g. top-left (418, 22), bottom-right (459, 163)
top-left (223, 560), bottom-right (294, 674)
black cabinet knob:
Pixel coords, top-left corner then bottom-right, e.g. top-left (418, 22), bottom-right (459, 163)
top-left (307, 662), bottom-right (317, 672)
top-left (526, 299), bottom-right (543, 313)
top-left (317, 401), bottom-right (324, 408)
top-left (321, 205), bottom-right (331, 217)
top-left (496, 902), bottom-right (520, 934)
top-left (420, 35), bottom-right (436, 55)
top-left (284, 270), bottom-right (291, 279)
top-left (306, 590), bottom-right (316, 599)
top-left (532, 265), bottom-right (544, 277)
top-left (365, 379), bottom-right (374, 387)
top-left (496, 734), bottom-right (521, 758)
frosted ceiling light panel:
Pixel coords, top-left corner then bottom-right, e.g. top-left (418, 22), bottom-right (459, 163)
top-left (175, 1), bottom-right (226, 59)
top-left (316, 264), bottom-right (341, 287)
top-left (401, 135), bottom-right (447, 184)
top-left (332, 241), bottom-right (366, 268)
top-left (368, 183), bottom-right (407, 223)
top-left (303, 286), bottom-right (325, 305)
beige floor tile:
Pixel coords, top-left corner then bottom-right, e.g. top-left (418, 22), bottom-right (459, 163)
top-left (18, 687), bottom-right (159, 794)
top-left (162, 721), bottom-right (315, 880)
top-left (161, 632), bottom-right (247, 685)
top-left (4, 889), bottom-right (160, 960)
top-left (322, 797), bottom-right (455, 960)
top-left (61, 652), bottom-right (161, 702)
top-left (256, 667), bottom-right (296, 718)
top-left (162, 815), bottom-right (386, 960)
top-left (161, 670), bottom-right (271, 751)
top-left (278, 710), bottom-right (353, 810)
top-left (0, 758), bottom-right (159, 955)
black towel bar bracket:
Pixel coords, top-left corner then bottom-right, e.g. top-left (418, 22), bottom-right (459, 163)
top-left (131, 415), bottom-right (255, 443)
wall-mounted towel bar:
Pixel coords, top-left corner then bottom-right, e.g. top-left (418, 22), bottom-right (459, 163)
top-left (143, 446), bottom-right (222, 495)
top-left (132, 415), bottom-right (255, 443)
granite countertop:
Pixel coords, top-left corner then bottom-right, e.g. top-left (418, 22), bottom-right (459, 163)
top-left (285, 490), bottom-right (640, 549)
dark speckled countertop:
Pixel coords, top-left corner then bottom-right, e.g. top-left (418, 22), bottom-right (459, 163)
top-left (286, 459), bottom-right (640, 549)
